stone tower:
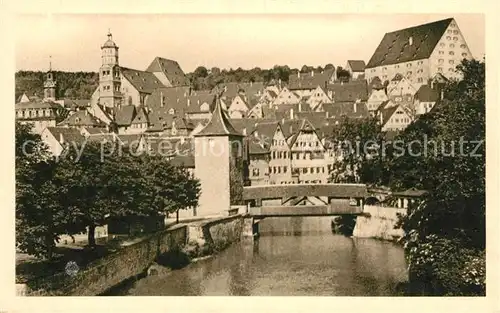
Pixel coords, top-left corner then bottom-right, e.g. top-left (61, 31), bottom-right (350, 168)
top-left (194, 93), bottom-right (245, 216)
top-left (98, 30), bottom-right (122, 108)
top-left (43, 56), bottom-right (56, 102)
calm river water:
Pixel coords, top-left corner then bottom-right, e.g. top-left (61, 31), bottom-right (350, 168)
top-left (110, 217), bottom-right (408, 296)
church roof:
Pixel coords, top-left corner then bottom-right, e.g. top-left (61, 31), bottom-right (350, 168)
top-left (145, 57), bottom-right (190, 87)
top-left (194, 95), bottom-right (243, 137)
top-left (101, 32), bottom-right (118, 49)
top-left (121, 67), bottom-right (165, 94)
top-left (366, 18), bottom-right (453, 68)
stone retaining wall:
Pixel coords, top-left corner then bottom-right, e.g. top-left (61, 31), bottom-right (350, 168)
top-left (353, 205), bottom-right (407, 241)
top-left (23, 224), bottom-right (187, 296)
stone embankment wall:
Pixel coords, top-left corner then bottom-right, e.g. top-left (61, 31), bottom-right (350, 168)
top-left (353, 205), bottom-right (407, 241)
top-left (185, 215), bottom-right (244, 256)
top-left (21, 215), bottom-right (245, 296)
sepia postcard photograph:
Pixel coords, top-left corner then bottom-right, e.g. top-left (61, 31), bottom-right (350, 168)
top-left (1, 0), bottom-right (498, 312)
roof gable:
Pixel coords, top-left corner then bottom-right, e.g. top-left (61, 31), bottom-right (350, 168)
top-left (366, 18), bottom-right (453, 68)
top-left (347, 60), bottom-right (366, 72)
top-left (146, 57), bottom-right (190, 87)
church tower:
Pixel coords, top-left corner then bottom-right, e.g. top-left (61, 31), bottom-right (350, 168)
top-left (98, 30), bottom-right (122, 108)
top-left (194, 92), bottom-right (245, 216)
top-left (43, 56), bottom-right (57, 102)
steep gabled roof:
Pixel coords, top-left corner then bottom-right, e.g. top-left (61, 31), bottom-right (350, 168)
top-left (327, 81), bottom-right (369, 102)
top-left (15, 100), bottom-right (60, 110)
top-left (380, 104), bottom-right (400, 126)
top-left (347, 60), bottom-right (366, 72)
top-left (114, 105), bottom-right (136, 126)
top-left (121, 67), bottom-right (165, 93)
top-left (194, 95), bottom-right (243, 137)
top-left (146, 57), bottom-right (190, 87)
top-left (366, 18), bottom-right (453, 68)
top-left (58, 110), bottom-right (104, 127)
top-left (131, 106), bottom-right (149, 124)
top-left (288, 70), bottom-right (334, 90)
top-left (415, 84), bottom-right (440, 102)
top-left (45, 127), bottom-right (86, 145)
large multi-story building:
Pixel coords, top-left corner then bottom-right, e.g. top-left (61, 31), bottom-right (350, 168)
top-left (365, 18), bottom-right (473, 88)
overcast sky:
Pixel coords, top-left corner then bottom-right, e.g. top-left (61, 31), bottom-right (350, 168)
top-left (15, 14), bottom-right (484, 73)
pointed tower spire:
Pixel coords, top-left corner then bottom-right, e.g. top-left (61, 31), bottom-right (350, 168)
top-left (194, 90), bottom-right (243, 137)
top-left (49, 55), bottom-right (52, 71)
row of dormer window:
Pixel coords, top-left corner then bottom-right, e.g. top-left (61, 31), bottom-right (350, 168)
top-left (16, 108), bottom-right (52, 119)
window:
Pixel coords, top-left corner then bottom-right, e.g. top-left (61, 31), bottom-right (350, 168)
top-left (447, 30), bottom-right (452, 34)
top-left (439, 51), bottom-right (444, 55)
top-left (407, 71), bottom-right (412, 76)
top-left (448, 68), bottom-right (454, 72)
top-left (440, 43), bottom-right (445, 47)
top-left (406, 63), bottom-right (412, 68)
top-left (383, 67), bottom-right (387, 71)
top-left (438, 67), bottom-right (443, 72)
top-left (417, 61), bottom-right (423, 65)
top-left (446, 36), bottom-right (451, 40)
top-left (383, 75), bottom-right (388, 79)
top-left (252, 168), bottom-right (260, 177)
top-left (371, 69), bottom-right (376, 73)
top-left (438, 59), bottom-right (444, 64)
top-left (453, 37), bottom-right (458, 41)
top-left (462, 53), bottom-right (468, 57)
top-left (395, 65), bottom-right (400, 68)
top-left (449, 60), bottom-right (455, 65)
top-left (460, 44), bottom-right (467, 49)
top-left (449, 44), bottom-right (455, 48)
top-left (284, 166), bottom-right (287, 173)
top-left (450, 22), bottom-right (456, 27)
top-left (418, 77), bottom-right (423, 83)
top-left (278, 167), bottom-right (281, 174)
top-left (449, 51), bottom-right (455, 56)
top-left (302, 153), bottom-right (306, 160)
top-left (303, 168), bottom-right (308, 174)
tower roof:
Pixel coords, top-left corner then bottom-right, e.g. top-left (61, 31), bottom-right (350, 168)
top-left (194, 94), bottom-right (243, 137)
top-left (102, 30), bottom-right (118, 49)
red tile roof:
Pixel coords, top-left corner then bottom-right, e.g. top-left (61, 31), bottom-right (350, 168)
top-left (366, 18), bottom-right (453, 68)
top-left (145, 57), bottom-right (190, 87)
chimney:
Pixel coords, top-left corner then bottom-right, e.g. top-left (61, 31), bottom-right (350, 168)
top-left (242, 128), bottom-right (247, 136)
top-left (187, 99), bottom-right (190, 106)
top-left (311, 70), bottom-right (314, 77)
top-left (250, 81), bottom-right (253, 87)
top-left (440, 89), bottom-right (444, 100)
top-left (59, 132), bottom-right (64, 144)
top-left (278, 78), bottom-right (282, 89)
top-left (85, 110), bottom-right (88, 116)
top-left (290, 108), bottom-right (294, 120)
top-left (326, 111), bottom-right (329, 118)
top-left (298, 101), bottom-right (302, 112)
top-left (281, 117), bottom-right (285, 124)
top-left (160, 92), bottom-right (164, 107)
top-left (353, 102), bottom-right (357, 113)
top-left (431, 80), bottom-right (435, 90)
top-left (379, 112), bottom-right (383, 124)
top-left (298, 72), bottom-right (300, 78)
top-left (409, 36), bottom-right (413, 46)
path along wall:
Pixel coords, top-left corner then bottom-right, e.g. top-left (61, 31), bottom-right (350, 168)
top-left (20, 215), bottom-right (245, 296)
top-left (353, 205), bottom-right (407, 241)
top-left (22, 224), bottom-right (187, 296)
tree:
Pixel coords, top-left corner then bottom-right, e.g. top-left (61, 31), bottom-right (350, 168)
top-left (325, 64), bottom-right (335, 71)
top-left (15, 122), bottom-right (79, 259)
top-left (229, 157), bottom-right (244, 205)
top-left (193, 66), bottom-right (209, 78)
top-left (56, 141), bottom-right (156, 246)
top-left (391, 58), bottom-right (485, 249)
top-left (336, 68), bottom-right (351, 82)
top-left (327, 116), bottom-right (382, 184)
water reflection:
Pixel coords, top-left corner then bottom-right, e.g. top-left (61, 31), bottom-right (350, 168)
top-left (112, 217), bottom-right (408, 296)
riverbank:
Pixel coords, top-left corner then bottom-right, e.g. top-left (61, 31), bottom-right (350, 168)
top-left (353, 205), bottom-right (406, 241)
top-left (17, 214), bottom-right (246, 296)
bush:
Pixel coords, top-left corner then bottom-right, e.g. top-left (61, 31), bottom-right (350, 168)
top-left (331, 215), bottom-right (357, 236)
top-left (406, 235), bottom-right (485, 296)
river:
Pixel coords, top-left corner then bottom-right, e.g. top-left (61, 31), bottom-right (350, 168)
top-left (109, 217), bottom-right (408, 296)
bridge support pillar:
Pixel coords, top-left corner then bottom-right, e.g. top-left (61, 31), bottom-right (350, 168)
top-left (242, 217), bottom-right (259, 239)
